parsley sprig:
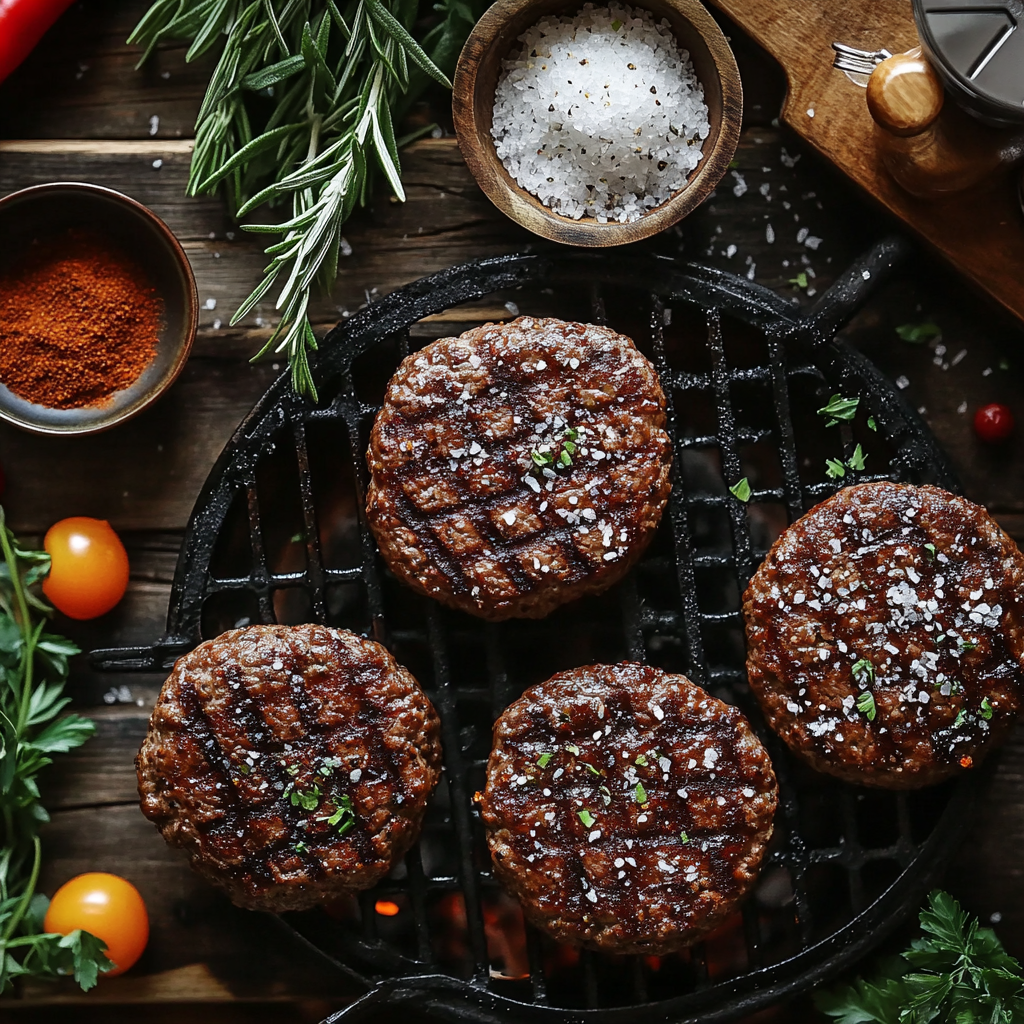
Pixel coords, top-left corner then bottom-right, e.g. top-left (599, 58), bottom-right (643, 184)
top-left (817, 890), bottom-right (1024, 1023)
top-left (0, 509), bottom-right (110, 992)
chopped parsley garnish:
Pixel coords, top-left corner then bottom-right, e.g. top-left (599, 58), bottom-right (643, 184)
top-left (680, 831), bottom-right (690, 844)
top-left (578, 809), bottom-right (596, 828)
top-left (959, 638), bottom-right (978, 653)
top-left (634, 754), bottom-right (648, 766)
top-left (924, 542), bottom-right (937, 559)
top-left (530, 427), bottom-right (578, 472)
top-left (954, 709), bottom-right (967, 728)
top-left (565, 744), bottom-right (580, 756)
top-left (294, 841), bottom-right (309, 854)
top-left (318, 794), bottom-right (356, 836)
top-left (817, 394), bottom-right (859, 426)
top-left (980, 697), bottom-right (994, 720)
top-left (634, 782), bottom-right (648, 804)
top-left (290, 782), bottom-right (321, 811)
top-left (729, 477), bottom-right (752, 502)
top-left (847, 444), bottom-right (867, 471)
top-left (238, 763), bottom-right (250, 775)
top-left (599, 785), bottom-right (612, 806)
top-left (611, 18), bottom-right (622, 29)
top-left (789, 271), bottom-right (809, 290)
top-left (852, 658), bottom-right (875, 685)
top-left (537, 752), bottom-right (553, 769)
top-left (583, 762), bottom-right (601, 776)
top-left (825, 457), bottom-right (846, 480)
top-left (867, 416), bottom-right (878, 432)
top-left (856, 691), bottom-right (877, 721)
top-left (290, 530), bottom-right (306, 543)
top-left (896, 321), bottom-right (941, 343)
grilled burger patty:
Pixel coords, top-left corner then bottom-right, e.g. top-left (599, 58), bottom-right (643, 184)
top-left (744, 482), bottom-right (1024, 788)
top-left (137, 625), bottom-right (442, 911)
top-left (478, 663), bottom-right (778, 953)
top-left (366, 317), bottom-right (672, 620)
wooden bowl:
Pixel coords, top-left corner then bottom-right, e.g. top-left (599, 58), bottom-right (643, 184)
top-left (0, 182), bottom-right (197, 436)
top-left (452, 0), bottom-right (742, 245)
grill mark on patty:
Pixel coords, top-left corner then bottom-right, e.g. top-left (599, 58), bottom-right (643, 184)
top-left (744, 482), bottom-right (1024, 787)
top-left (137, 625), bottom-right (442, 911)
top-left (367, 318), bottom-right (672, 619)
top-left (480, 663), bottom-right (777, 953)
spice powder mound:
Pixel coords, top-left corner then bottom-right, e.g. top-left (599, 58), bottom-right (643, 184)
top-left (0, 229), bottom-right (163, 409)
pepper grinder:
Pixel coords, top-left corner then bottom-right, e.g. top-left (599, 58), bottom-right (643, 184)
top-left (866, 48), bottom-right (1024, 199)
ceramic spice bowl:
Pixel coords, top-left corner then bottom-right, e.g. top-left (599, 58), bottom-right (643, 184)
top-left (452, 0), bottom-right (743, 246)
top-left (0, 182), bottom-right (197, 437)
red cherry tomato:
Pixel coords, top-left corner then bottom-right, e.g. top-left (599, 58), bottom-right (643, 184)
top-left (973, 403), bottom-right (1015, 444)
top-left (43, 873), bottom-right (149, 977)
top-left (42, 517), bottom-right (129, 620)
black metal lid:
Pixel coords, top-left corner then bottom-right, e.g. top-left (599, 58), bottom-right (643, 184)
top-left (913, 0), bottom-right (1024, 125)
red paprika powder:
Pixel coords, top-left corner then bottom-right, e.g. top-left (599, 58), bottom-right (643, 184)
top-left (0, 229), bottom-right (162, 409)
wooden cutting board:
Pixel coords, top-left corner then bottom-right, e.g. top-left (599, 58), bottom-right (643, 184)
top-left (708, 0), bottom-right (1024, 325)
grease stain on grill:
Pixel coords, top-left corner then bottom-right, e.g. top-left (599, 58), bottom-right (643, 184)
top-left (92, 247), bottom-right (976, 1021)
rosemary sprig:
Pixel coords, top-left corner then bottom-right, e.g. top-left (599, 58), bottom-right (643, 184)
top-left (130, 0), bottom-right (486, 397)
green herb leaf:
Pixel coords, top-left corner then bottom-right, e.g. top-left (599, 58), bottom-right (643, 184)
top-left (924, 542), bottom-right (937, 558)
top-left (583, 762), bottom-right (601, 776)
top-left (817, 394), bottom-right (860, 424)
top-left (896, 322), bottom-right (941, 343)
top-left (611, 18), bottom-right (622, 29)
top-left (825, 458), bottom-right (847, 480)
top-left (847, 444), bottom-right (867, 471)
top-left (565, 744), bottom-right (580, 756)
top-left (531, 449), bottom-right (553, 467)
top-left (789, 271), bottom-right (808, 290)
top-left (537, 752), bottom-right (553, 768)
top-left (729, 477), bottom-right (752, 502)
top-left (57, 930), bottom-right (114, 992)
top-left (578, 809), bottom-right (596, 828)
top-left (954, 709), bottom-right (967, 728)
top-left (856, 691), bottom-right (877, 721)
top-left (980, 697), bottom-right (994, 720)
top-left (634, 782), bottom-right (648, 804)
top-left (852, 658), bottom-right (875, 685)
top-left (867, 416), bottom-right (878, 432)
top-left (558, 450), bottom-right (572, 467)
top-left (294, 840), bottom-right (309, 854)
top-left (816, 890), bottom-right (1024, 1024)
top-left (634, 754), bottom-right (648, 766)
top-left (599, 785), bottom-right (612, 806)
top-left (680, 831), bottom-right (689, 843)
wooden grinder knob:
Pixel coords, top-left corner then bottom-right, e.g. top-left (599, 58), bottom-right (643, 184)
top-left (867, 51), bottom-right (944, 137)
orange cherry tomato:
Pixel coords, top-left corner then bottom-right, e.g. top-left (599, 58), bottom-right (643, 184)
top-left (43, 873), bottom-right (149, 977)
top-left (42, 517), bottom-right (129, 620)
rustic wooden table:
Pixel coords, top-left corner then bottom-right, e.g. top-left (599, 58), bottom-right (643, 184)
top-left (0, 3), bottom-right (1022, 1022)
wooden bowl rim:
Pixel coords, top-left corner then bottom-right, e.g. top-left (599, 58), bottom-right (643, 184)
top-left (0, 181), bottom-right (198, 437)
top-left (453, 0), bottom-right (743, 247)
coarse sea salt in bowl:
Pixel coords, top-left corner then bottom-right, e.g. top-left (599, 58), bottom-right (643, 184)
top-left (453, 0), bottom-right (741, 246)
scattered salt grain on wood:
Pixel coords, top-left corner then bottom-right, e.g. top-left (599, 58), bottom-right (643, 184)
top-left (491, 3), bottom-right (710, 223)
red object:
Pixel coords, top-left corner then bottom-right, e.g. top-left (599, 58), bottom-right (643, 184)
top-left (973, 402), bottom-right (1015, 443)
top-left (0, 0), bottom-right (76, 85)
top-left (42, 517), bottom-right (129, 620)
top-left (44, 873), bottom-right (149, 977)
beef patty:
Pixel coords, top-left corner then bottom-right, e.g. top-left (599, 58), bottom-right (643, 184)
top-left (478, 663), bottom-right (778, 953)
top-left (137, 625), bottom-right (442, 911)
top-left (744, 482), bottom-right (1024, 788)
top-left (366, 317), bottom-right (672, 620)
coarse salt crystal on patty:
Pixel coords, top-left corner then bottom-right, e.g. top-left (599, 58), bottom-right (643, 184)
top-left (491, 2), bottom-right (710, 223)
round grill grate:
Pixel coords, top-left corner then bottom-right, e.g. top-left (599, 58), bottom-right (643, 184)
top-left (94, 240), bottom-right (975, 1023)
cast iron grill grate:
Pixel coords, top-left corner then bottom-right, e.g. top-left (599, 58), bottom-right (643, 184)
top-left (94, 241), bottom-right (975, 1023)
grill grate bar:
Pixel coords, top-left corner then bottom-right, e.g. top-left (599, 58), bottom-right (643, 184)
top-left (293, 416), bottom-right (328, 624)
top-left (425, 605), bottom-right (491, 983)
